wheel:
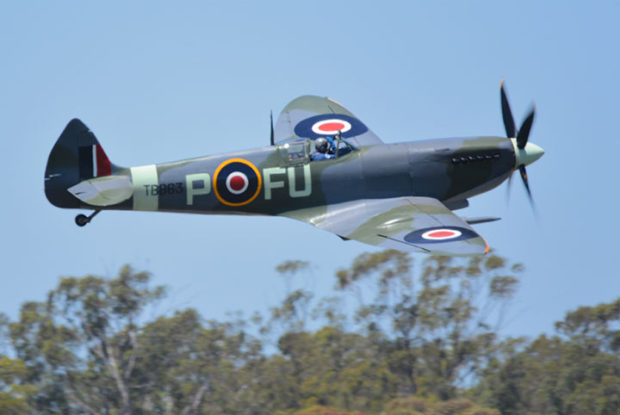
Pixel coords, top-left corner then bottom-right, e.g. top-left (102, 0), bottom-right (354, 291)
top-left (75, 214), bottom-right (89, 227)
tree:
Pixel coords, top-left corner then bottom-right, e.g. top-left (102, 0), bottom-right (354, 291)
top-left (135, 310), bottom-right (260, 415)
top-left (0, 355), bottom-right (36, 414)
top-left (334, 251), bottom-right (521, 399)
top-left (6, 266), bottom-right (272, 415)
top-left (9, 266), bottom-right (165, 414)
top-left (0, 251), bottom-right (526, 414)
top-left (250, 251), bottom-right (521, 414)
top-left (473, 298), bottom-right (620, 415)
top-left (0, 312), bottom-right (35, 414)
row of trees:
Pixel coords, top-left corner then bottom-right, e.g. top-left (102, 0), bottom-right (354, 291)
top-left (0, 251), bottom-right (618, 414)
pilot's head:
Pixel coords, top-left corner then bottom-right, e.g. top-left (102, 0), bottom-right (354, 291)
top-left (315, 137), bottom-right (328, 153)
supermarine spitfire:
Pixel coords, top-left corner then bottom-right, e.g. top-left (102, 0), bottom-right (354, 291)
top-left (44, 82), bottom-right (543, 256)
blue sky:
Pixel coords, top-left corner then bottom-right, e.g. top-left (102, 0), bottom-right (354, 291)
top-left (1, 1), bottom-right (619, 338)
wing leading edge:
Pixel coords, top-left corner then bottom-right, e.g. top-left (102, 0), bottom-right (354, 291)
top-left (281, 197), bottom-right (489, 256)
top-left (274, 95), bottom-right (384, 147)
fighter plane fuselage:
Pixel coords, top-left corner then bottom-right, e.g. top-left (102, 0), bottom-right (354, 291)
top-left (54, 136), bottom-right (514, 216)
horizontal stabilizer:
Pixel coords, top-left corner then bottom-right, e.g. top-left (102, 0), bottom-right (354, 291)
top-left (68, 175), bottom-right (132, 206)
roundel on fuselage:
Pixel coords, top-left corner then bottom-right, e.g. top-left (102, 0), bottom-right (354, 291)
top-left (213, 159), bottom-right (262, 206)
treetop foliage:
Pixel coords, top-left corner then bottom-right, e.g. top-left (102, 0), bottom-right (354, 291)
top-left (0, 252), bottom-right (617, 415)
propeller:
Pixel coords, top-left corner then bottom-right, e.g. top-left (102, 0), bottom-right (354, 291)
top-left (270, 111), bottom-right (275, 146)
top-left (500, 80), bottom-right (539, 208)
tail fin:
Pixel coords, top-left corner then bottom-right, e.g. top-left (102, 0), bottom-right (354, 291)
top-left (44, 119), bottom-right (122, 208)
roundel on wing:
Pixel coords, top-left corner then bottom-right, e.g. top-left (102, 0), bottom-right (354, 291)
top-left (213, 159), bottom-right (262, 206)
top-left (404, 226), bottom-right (478, 244)
top-left (294, 114), bottom-right (368, 140)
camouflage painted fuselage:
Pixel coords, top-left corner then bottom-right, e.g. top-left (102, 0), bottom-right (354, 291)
top-left (45, 133), bottom-right (515, 217)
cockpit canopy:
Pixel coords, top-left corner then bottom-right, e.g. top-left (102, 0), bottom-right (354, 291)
top-left (277, 137), bottom-right (355, 165)
top-left (277, 139), bottom-right (312, 165)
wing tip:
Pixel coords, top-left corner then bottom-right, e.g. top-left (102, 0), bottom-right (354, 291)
top-left (327, 97), bottom-right (345, 107)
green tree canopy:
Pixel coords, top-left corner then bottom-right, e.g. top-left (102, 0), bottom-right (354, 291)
top-left (473, 299), bottom-right (620, 415)
top-left (0, 252), bottom-right (617, 415)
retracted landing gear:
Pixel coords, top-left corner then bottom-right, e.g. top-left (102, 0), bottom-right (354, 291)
top-left (75, 210), bottom-right (101, 227)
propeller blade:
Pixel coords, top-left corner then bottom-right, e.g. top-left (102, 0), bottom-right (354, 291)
top-left (516, 107), bottom-right (535, 149)
top-left (519, 165), bottom-right (534, 206)
top-left (270, 111), bottom-right (275, 146)
top-left (506, 172), bottom-right (513, 204)
top-left (500, 79), bottom-right (517, 138)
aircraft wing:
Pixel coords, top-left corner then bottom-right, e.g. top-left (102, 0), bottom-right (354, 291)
top-left (281, 197), bottom-right (490, 256)
top-left (274, 95), bottom-right (384, 147)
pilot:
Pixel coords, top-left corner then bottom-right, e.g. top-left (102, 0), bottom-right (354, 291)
top-left (312, 137), bottom-right (334, 160)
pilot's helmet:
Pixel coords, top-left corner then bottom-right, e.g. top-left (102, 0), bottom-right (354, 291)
top-left (315, 137), bottom-right (328, 153)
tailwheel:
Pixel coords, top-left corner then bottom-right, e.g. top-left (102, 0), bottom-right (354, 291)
top-left (75, 210), bottom-right (101, 227)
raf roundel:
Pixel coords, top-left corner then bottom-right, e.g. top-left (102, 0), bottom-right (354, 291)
top-left (294, 113), bottom-right (369, 140)
top-left (421, 229), bottom-right (462, 241)
top-left (311, 119), bottom-right (352, 136)
top-left (213, 159), bottom-right (262, 206)
top-left (404, 226), bottom-right (478, 245)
